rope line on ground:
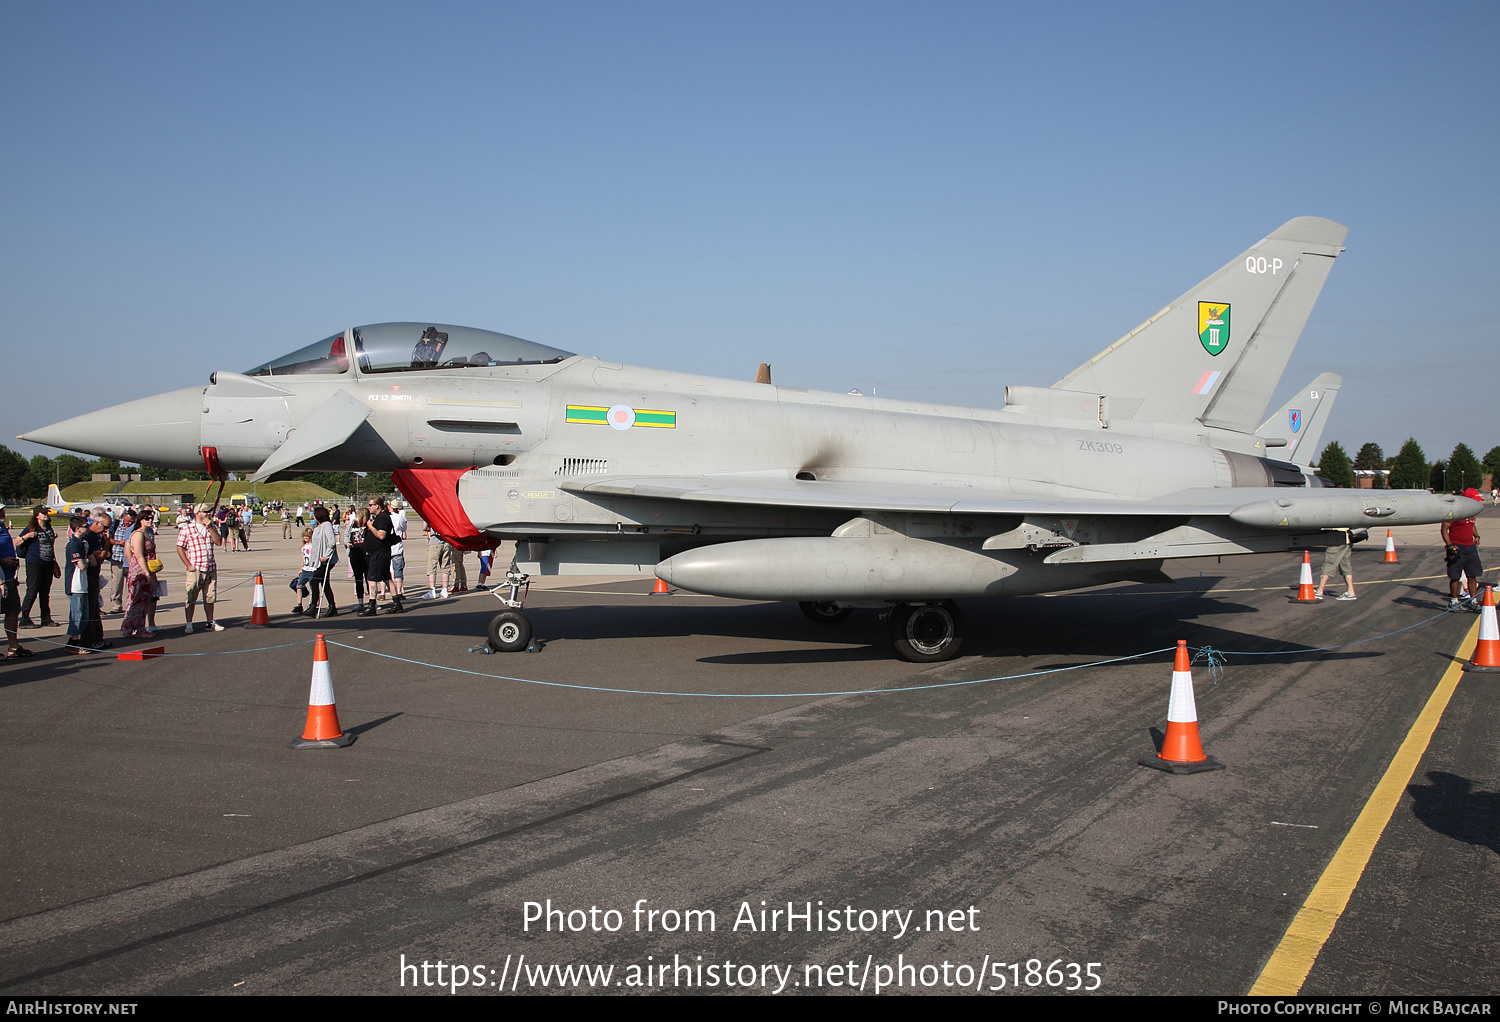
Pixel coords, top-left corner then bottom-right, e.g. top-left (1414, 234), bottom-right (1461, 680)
top-left (322, 604), bottom-right (1471, 698)
top-left (323, 641), bottom-right (1180, 698)
top-left (13, 571), bottom-right (1479, 670)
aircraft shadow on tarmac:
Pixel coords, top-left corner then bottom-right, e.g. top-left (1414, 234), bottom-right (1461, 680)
top-left (269, 585), bottom-right (1391, 667)
top-left (1407, 771), bottom-right (1500, 856)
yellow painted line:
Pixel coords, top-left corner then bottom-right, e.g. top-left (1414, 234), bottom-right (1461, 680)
top-left (1248, 613), bottom-right (1483, 995)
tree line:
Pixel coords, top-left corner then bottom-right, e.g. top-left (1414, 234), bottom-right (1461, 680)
top-left (1315, 439), bottom-right (1498, 491)
top-left (0, 445), bottom-right (392, 503)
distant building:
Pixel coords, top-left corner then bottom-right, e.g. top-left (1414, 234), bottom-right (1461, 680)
top-left (1352, 468), bottom-right (1390, 489)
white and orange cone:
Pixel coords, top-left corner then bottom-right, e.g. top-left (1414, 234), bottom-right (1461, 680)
top-left (289, 635), bottom-right (355, 748)
top-left (1462, 586), bottom-right (1500, 674)
top-left (1293, 550), bottom-right (1319, 602)
top-left (1139, 640), bottom-right (1225, 774)
top-left (652, 577), bottom-right (672, 595)
top-left (1383, 530), bottom-right (1399, 564)
top-left (245, 572), bottom-right (275, 628)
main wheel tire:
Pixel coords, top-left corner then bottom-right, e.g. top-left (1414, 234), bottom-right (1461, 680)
top-left (799, 600), bottom-right (853, 624)
top-left (888, 601), bottom-right (964, 662)
top-left (487, 610), bottom-right (533, 653)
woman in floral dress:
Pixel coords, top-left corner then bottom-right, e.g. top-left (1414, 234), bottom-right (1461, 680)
top-left (121, 508), bottom-right (159, 638)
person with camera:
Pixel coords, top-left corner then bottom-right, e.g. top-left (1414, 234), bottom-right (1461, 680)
top-left (1442, 490), bottom-right (1484, 612)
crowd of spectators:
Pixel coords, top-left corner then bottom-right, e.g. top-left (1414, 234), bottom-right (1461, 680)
top-left (2, 493), bottom-right (499, 658)
top-left (1, 500), bottom-right (168, 656)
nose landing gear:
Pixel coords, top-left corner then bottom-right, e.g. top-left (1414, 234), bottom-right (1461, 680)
top-left (485, 567), bottom-right (536, 652)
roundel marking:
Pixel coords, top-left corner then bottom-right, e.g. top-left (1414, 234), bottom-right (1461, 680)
top-left (607, 405), bottom-right (636, 430)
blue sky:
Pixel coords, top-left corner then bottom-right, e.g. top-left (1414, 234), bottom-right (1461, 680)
top-left (3, 2), bottom-right (1495, 468)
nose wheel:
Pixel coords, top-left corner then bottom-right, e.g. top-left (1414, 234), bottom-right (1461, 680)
top-left (487, 610), bottom-right (533, 653)
top-left (485, 566), bottom-right (535, 652)
top-left (888, 601), bottom-right (964, 662)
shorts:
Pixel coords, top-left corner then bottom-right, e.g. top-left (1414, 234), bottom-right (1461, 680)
top-left (1320, 544), bottom-right (1353, 578)
top-left (1, 579), bottom-right (18, 616)
top-left (1446, 544), bottom-right (1483, 582)
top-left (428, 544), bottom-right (452, 573)
top-left (391, 552), bottom-right (405, 579)
top-left (366, 548), bottom-right (391, 583)
top-left (184, 568), bottom-right (218, 604)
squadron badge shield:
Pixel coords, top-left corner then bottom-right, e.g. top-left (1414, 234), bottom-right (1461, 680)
top-left (1289, 409), bottom-right (1302, 433)
top-left (1198, 302), bottom-right (1230, 356)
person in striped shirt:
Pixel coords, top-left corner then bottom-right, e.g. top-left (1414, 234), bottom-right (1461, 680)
top-left (176, 504), bottom-right (224, 633)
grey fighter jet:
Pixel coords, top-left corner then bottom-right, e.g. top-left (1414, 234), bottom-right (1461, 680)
top-left (23, 217), bottom-right (1480, 661)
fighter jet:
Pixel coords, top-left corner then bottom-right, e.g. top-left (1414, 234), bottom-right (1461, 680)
top-left (22, 217), bottom-right (1481, 661)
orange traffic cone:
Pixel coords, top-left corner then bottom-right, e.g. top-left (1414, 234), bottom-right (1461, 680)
top-left (1139, 640), bottom-right (1225, 774)
top-left (1383, 530), bottom-right (1399, 563)
top-left (1293, 550), bottom-right (1319, 602)
top-left (289, 635), bottom-right (355, 748)
top-left (652, 577), bottom-right (672, 595)
top-left (245, 572), bottom-right (275, 628)
top-left (1463, 586), bottom-right (1500, 674)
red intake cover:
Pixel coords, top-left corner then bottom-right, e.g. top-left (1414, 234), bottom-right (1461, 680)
top-left (391, 467), bottom-right (496, 551)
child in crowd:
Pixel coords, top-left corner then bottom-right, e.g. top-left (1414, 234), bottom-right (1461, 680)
top-left (289, 528), bottom-right (315, 614)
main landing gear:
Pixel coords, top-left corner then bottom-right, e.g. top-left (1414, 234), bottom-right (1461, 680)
top-left (799, 600), bottom-right (853, 624)
top-left (886, 601), bottom-right (964, 663)
top-left (798, 599), bottom-right (966, 662)
top-left (485, 567), bottom-right (535, 653)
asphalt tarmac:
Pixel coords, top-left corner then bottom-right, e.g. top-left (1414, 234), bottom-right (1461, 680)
top-left (0, 513), bottom-right (1496, 996)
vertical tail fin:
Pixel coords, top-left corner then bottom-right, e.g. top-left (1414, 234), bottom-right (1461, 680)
top-left (47, 484), bottom-right (65, 507)
top-left (1256, 373), bottom-right (1341, 467)
top-left (1055, 217), bottom-right (1347, 430)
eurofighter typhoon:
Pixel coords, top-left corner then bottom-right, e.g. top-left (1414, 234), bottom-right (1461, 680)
top-left (23, 218), bottom-right (1480, 660)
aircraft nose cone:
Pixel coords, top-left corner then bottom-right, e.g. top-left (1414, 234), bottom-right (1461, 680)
top-left (21, 386), bottom-right (205, 469)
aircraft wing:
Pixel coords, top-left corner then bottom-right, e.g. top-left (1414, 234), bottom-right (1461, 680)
top-left (561, 476), bottom-right (1475, 526)
top-left (566, 475), bottom-right (1195, 515)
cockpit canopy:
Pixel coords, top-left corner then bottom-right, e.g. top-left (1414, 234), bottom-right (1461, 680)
top-left (244, 322), bottom-right (574, 377)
